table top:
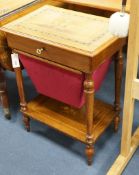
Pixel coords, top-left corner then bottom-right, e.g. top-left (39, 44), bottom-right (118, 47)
top-left (0, 0), bottom-right (41, 18)
top-left (60, 0), bottom-right (131, 12)
top-left (1, 5), bottom-right (115, 56)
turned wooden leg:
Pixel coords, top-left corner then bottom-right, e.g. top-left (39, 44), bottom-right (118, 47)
top-left (14, 66), bottom-right (30, 131)
top-left (114, 49), bottom-right (123, 132)
top-left (23, 115), bottom-right (30, 132)
top-left (84, 73), bottom-right (94, 165)
top-left (0, 68), bottom-right (11, 119)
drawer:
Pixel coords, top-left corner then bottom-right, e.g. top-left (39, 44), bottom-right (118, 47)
top-left (6, 33), bottom-right (91, 73)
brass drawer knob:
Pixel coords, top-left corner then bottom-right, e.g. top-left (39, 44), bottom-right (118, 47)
top-left (36, 48), bottom-right (44, 55)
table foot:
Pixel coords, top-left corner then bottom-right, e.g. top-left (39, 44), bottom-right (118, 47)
top-left (114, 116), bottom-right (120, 132)
top-left (85, 144), bottom-right (94, 166)
top-left (4, 108), bottom-right (11, 120)
top-left (23, 115), bottom-right (30, 132)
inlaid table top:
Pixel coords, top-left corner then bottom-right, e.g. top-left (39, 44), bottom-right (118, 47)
top-left (0, 0), bottom-right (41, 17)
top-left (1, 5), bottom-right (126, 72)
top-left (1, 5), bottom-right (116, 55)
top-left (60, 0), bottom-right (131, 12)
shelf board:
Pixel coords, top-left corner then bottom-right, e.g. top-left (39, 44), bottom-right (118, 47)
top-left (23, 95), bottom-right (117, 143)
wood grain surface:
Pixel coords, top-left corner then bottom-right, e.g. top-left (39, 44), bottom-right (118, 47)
top-left (60, 0), bottom-right (131, 12)
top-left (2, 5), bottom-right (126, 72)
top-left (1, 5), bottom-right (115, 55)
top-left (23, 95), bottom-right (116, 143)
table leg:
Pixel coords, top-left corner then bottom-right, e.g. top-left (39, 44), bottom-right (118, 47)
top-left (0, 68), bottom-right (11, 119)
top-left (114, 48), bottom-right (123, 132)
top-left (84, 73), bottom-right (94, 165)
top-left (14, 67), bottom-right (30, 132)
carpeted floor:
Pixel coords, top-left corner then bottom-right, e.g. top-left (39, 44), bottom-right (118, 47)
top-left (0, 56), bottom-right (139, 175)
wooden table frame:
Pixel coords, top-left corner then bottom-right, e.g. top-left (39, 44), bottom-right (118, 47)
top-left (11, 44), bottom-right (125, 165)
top-left (59, 0), bottom-right (131, 12)
top-left (59, 0), bottom-right (130, 17)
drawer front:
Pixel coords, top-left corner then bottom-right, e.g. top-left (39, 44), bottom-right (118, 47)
top-left (7, 33), bottom-right (91, 73)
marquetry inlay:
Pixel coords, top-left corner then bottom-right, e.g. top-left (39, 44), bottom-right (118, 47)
top-left (2, 5), bottom-right (115, 54)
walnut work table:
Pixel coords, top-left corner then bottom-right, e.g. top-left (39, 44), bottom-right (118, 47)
top-left (1, 5), bottom-right (126, 165)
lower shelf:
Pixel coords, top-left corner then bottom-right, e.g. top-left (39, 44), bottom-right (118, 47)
top-left (23, 95), bottom-right (117, 143)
